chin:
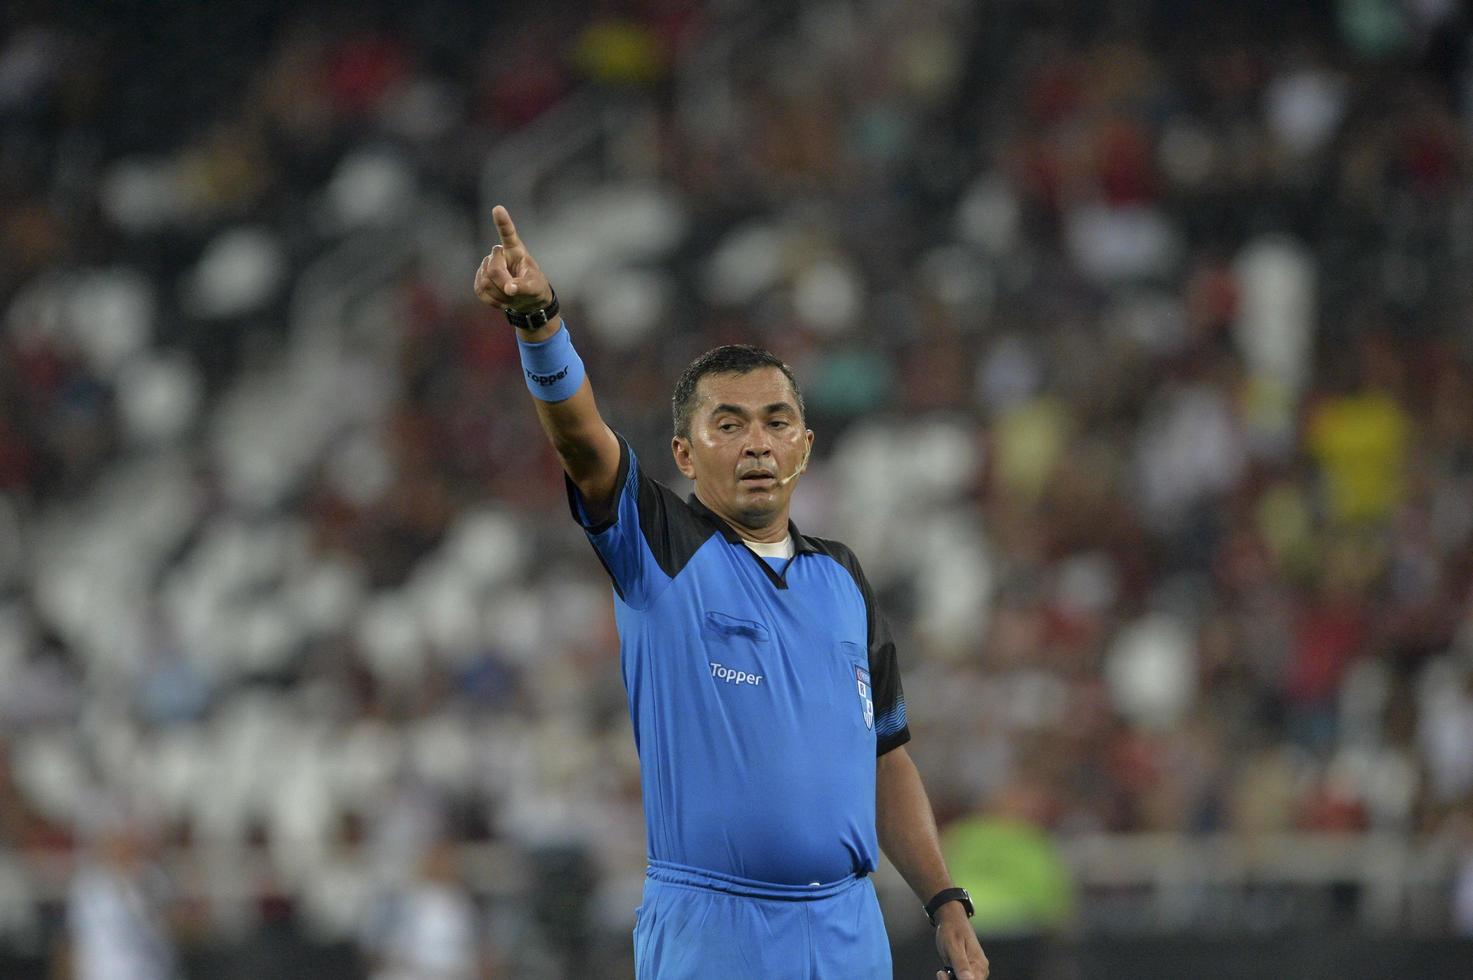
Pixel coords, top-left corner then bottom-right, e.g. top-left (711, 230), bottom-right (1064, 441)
top-left (735, 499), bottom-right (781, 524)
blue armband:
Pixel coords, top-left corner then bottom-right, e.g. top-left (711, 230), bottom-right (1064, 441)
top-left (517, 323), bottom-right (586, 402)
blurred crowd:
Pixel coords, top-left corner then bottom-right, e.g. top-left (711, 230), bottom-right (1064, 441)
top-left (3, 0), bottom-right (1473, 973)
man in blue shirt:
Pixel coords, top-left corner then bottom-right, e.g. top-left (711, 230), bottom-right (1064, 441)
top-left (475, 206), bottom-right (989, 980)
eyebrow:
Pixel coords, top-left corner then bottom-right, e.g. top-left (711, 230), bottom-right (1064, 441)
top-left (709, 402), bottom-right (798, 418)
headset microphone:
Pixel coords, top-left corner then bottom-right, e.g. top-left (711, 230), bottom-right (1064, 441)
top-left (774, 444), bottom-right (812, 488)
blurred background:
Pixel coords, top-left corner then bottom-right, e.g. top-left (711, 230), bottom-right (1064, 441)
top-left (2, 0), bottom-right (1473, 977)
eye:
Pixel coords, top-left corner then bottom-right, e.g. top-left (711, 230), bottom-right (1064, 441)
top-left (718, 422), bottom-right (740, 433)
top-left (769, 419), bottom-right (789, 429)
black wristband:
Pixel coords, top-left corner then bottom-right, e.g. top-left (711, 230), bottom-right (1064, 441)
top-left (504, 287), bottom-right (559, 330)
top-left (924, 887), bottom-right (974, 927)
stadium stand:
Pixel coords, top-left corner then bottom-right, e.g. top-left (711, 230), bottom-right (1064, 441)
top-left (2, 0), bottom-right (1472, 976)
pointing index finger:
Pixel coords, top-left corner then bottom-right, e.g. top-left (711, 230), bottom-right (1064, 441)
top-left (492, 205), bottom-right (523, 251)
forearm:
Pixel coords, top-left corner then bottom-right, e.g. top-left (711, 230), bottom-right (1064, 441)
top-left (513, 317), bottom-right (621, 501)
top-left (875, 745), bottom-right (953, 902)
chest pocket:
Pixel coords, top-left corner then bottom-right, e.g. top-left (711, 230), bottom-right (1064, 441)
top-left (835, 639), bottom-right (872, 726)
top-left (701, 611), bottom-right (771, 688)
top-left (702, 611), bottom-right (770, 642)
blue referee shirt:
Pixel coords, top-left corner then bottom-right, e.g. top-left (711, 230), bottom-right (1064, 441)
top-left (567, 435), bottom-right (910, 886)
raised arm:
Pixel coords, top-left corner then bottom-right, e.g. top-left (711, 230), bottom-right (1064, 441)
top-left (473, 205), bottom-right (622, 509)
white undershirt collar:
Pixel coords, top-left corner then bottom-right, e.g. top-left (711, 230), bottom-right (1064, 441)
top-left (741, 535), bottom-right (795, 560)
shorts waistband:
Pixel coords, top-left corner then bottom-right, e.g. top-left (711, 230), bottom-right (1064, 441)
top-left (645, 859), bottom-right (867, 902)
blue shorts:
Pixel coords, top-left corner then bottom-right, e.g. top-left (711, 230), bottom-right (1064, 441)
top-left (633, 860), bottom-right (893, 980)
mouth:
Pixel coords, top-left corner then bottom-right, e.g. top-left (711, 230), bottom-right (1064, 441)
top-left (739, 470), bottom-right (776, 488)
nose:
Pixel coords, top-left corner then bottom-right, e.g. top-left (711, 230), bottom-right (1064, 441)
top-left (743, 432), bottom-right (774, 458)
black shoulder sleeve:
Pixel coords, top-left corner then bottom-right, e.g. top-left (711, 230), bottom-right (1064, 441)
top-left (565, 433), bottom-right (716, 606)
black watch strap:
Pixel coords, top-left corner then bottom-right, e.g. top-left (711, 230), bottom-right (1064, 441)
top-left (504, 287), bottom-right (559, 330)
top-left (924, 887), bottom-right (974, 927)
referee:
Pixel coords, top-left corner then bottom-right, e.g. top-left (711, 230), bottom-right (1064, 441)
top-left (475, 206), bottom-right (989, 980)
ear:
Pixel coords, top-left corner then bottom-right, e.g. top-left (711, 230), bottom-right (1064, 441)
top-left (672, 435), bottom-right (697, 480)
top-left (801, 429), bottom-right (814, 471)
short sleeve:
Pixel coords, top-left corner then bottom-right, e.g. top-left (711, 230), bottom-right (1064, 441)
top-left (565, 433), bottom-right (714, 610)
top-left (866, 590), bottom-right (911, 756)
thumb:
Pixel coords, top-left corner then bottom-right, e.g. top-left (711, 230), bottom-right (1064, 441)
top-left (945, 961), bottom-right (974, 980)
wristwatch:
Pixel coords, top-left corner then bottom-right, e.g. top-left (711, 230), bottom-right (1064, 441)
top-left (504, 287), bottom-right (559, 330)
top-left (924, 887), bottom-right (974, 927)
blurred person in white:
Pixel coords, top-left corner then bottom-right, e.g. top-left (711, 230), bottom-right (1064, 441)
top-left (364, 838), bottom-right (490, 980)
top-left (473, 207), bottom-right (988, 980)
top-left (61, 812), bottom-right (179, 980)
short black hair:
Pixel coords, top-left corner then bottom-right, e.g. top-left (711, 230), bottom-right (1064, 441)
top-left (672, 345), bottom-right (805, 438)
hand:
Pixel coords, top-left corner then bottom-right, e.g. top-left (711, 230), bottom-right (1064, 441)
top-left (934, 905), bottom-right (989, 980)
top-left (473, 205), bottom-right (553, 313)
